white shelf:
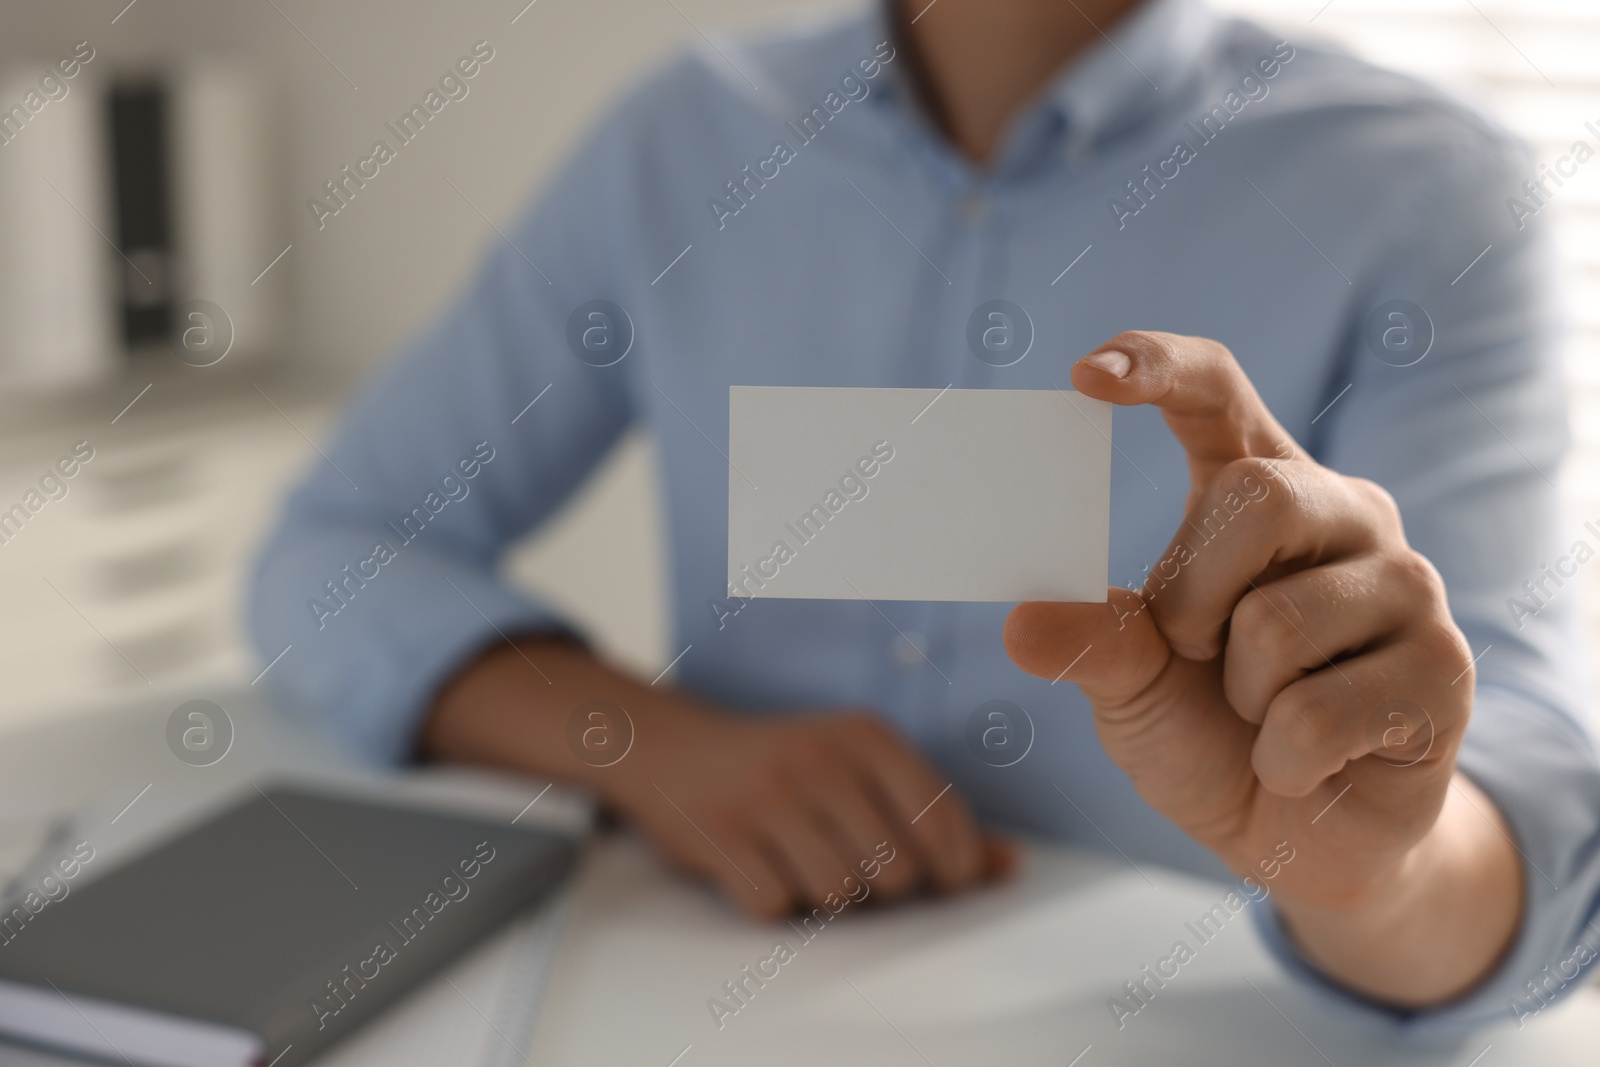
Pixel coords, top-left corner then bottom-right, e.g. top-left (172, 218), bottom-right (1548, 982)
top-left (0, 366), bottom-right (336, 733)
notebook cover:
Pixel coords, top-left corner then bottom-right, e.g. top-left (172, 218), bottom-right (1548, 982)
top-left (0, 785), bottom-right (580, 1067)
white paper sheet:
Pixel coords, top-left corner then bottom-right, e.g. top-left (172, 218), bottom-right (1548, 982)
top-left (727, 386), bottom-right (1111, 603)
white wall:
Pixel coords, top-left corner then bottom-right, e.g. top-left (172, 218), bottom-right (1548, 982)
top-left (8, 0), bottom-right (855, 373)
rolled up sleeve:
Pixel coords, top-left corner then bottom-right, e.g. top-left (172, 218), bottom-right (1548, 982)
top-left (248, 114), bottom-right (643, 764)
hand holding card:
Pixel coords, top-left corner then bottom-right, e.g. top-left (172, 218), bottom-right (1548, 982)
top-left (1003, 331), bottom-right (1507, 1010)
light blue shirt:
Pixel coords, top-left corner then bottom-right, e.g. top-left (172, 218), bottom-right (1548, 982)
top-left (250, 0), bottom-right (1600, 1037)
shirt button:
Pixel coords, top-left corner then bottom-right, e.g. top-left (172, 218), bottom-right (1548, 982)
top-left (892, 632), bottom-right (929, 668)
top-left (960, 194), bottom-right (985, 224)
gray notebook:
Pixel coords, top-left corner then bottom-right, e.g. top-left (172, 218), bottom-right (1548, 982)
top-left (0, 784), bottom-right (580, 1067)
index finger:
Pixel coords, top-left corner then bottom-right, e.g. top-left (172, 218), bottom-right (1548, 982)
top-left (1071, 331), bottom-right (1302, 500)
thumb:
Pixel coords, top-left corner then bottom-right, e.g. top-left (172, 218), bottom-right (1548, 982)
top-left (1006, 588), bottom-right (1260, 853)
top-left (1004, 587), bottom-right (1171, 710)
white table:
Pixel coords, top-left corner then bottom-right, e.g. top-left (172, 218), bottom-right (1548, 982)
top-left (1, 686), bottom-right (1594, 1067)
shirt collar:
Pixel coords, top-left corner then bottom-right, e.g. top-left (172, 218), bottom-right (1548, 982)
top-left (869, 0), bottom-right (1216, 170)
top-left (1047, 0), bottom-right (1215, 156)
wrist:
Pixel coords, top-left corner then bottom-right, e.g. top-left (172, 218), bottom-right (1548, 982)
top-left (1271, 774), bottom-right (1524, 1007)
top-left (1272, 837), bottom-right (1425, 938)
top-left (586, 696), bottom-right (731, 816)
top-left (422, 635), bottom-right (731, 807)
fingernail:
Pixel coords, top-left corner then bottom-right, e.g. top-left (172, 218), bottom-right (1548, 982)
top-left (1082, 350), bottom-right (1132, 379)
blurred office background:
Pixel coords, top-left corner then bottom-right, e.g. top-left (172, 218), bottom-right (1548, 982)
top-left (0, 0), bottom-right (1593, 732)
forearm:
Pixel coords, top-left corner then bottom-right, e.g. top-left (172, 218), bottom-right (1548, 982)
top-left (421, 636), bottom-right (998, 915)
top-left (1276, 774), bottom-right (1525, 1008)
top-left (419, 636), bottom-right (714, 806)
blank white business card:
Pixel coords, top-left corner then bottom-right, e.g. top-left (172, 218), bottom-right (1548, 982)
top-left (727, 386), bottom-right (1111, 603)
